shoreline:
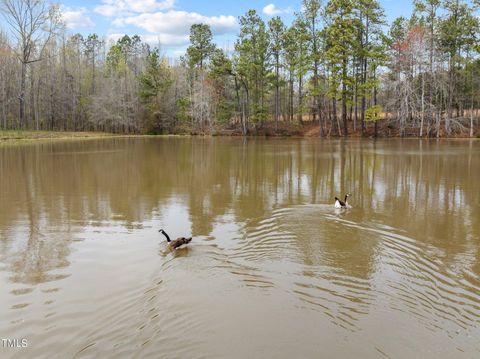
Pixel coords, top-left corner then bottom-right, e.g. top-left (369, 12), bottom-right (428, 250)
top-left (0, 128), bottom-right (478, 143)
top-left (0, 130), bottom-right (124, 141)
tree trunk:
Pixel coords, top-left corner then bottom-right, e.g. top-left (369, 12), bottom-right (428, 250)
top-left (92, 48), bottom-right (96, 95)
top-left (1, 73), bottom-right (6, 129)
top-left (360, 59), bottom-right (367, 136)
top-left (298, 75), bottom-right (303, 123)
top-left (428, 5), bottom-right (435, 135)
top-left (361, 15), bottom-right (369, 136)
top-left (342, 58), bottom-right (348, 137)
top-left (30, 65), bottom-right (37, 130)
top-left (234, 76), bottom-right (241, 121)
top-left (275, 55), bottom-right (279, 132)
top-left (289, 72), bottom-right (294, 122)
top-left (333, 97), bottom-right (340, 136)
top-left (318, 79), bottom-right (324, 137)
top-left (446, 57), bottom-right (454, 136)
top-left (313, 61), bottom-right (318, 124)
top-left (374, 67), bottom-right (378, 138)
top-left (242, 80), bottom-right (249, 135)
top-left (420, 67), bottom-right (424, 137)
top-left (352, 55), bottom-right (357, 132)
top-left (20, 61), bottom-right (27, 128)
top-left (470, 53), bottom-right (475, 138)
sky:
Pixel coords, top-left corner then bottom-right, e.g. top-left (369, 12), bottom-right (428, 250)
top-left (54, 0), bottom-right (414, 56)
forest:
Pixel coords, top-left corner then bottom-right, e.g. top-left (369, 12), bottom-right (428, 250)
top-left (0, 0), bottom-right (479, 137)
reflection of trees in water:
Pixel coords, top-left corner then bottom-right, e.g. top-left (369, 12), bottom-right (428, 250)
top-left (0, 138), bottom-right (478, 286)
top-left (0, 149), bottom-right (72, 285)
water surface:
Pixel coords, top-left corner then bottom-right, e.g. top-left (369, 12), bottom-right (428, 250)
top-left (0, 137), bottom-right (479, 358)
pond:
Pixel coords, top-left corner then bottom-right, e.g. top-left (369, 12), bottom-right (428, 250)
top-left (0, 137), bottom-right (479, 358)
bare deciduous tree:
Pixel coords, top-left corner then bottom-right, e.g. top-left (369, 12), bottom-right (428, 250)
top-left (1, 0), bottom-right (60, 127)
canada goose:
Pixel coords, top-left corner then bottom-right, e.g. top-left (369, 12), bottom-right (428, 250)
top-left (334, 194), bottom-right (350, 208)
top-left (159, 229), bottom-right (192, 250)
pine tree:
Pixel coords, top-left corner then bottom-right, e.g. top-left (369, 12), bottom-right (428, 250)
top-left (235, 10), bottom-right (271, 126)
top-left (187, 24), bottom-right (215, 70)
top-left (438, 0), bottom-right (479, 135)
top-left (186, 23), bottom-right (216, 132)
top-left (268, 16), bottom-right (285, 131)
top-left (138, 48), bottom-right (172, 133)
top-left (301, 0), bottom-right (324, 130)
top-left (354, 0), bottom-right (385, 135)
top-left (325, 0), bottom-right (357, 136)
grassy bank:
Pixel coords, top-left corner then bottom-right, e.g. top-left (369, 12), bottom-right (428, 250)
top-left (1, 122), bottom-right (478, 141)
top-left (0, 130), bottom-right (121, 141)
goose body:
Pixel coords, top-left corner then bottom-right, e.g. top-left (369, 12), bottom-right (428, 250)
top-left (159, 229), bottom-right (192, 250)
top-left (334, 194), bottom-right (350, 208)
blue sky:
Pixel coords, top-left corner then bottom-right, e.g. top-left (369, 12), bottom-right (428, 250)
top-left (57, 0), bottom-right (414, 56)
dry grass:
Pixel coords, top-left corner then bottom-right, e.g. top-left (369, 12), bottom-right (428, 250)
top-left (0, 130), bottom-right (120, 141)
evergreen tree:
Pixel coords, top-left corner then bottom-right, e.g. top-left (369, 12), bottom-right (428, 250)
top-left (138, 48), bottom-right (172, 132)
top-left (209, 48), bottom-right (235, 124)
top-left (84, 34), bottom-right (103, 94)
top-left (325, 0), bottom-right (357, 136)
top-left (187, 24), bottom-right (215, 70)
top-left (301, 0), bottom-right (324, 129)
top-left (354, 0), bottom-right (386, 135)
top-left (438, 0), bottom-right (479, 134)
top-left (186, 23), bottom-right (216, 132)
top-left (235, 10), bottom-right (271, 125)
top-left (268, 16), bottom-right (285, 130)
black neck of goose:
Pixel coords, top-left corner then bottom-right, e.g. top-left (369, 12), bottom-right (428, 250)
top-left (161, 231), bottom-right (171, 242)
top-left (344, 195), bottom-right (348, 203)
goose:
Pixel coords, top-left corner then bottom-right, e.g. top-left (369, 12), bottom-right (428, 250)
top-left (159, 229), bottom-right (192, 250)
top-left (334, 194), bottom-right (350, 208)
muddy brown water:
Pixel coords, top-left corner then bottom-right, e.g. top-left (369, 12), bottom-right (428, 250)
top-left (0, 137), bottom-right (479, 358)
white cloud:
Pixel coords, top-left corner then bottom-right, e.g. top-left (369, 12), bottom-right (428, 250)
top-left (263, 4), bottom-right (281, 16)
top-left (262, 3), bottom-right (292, 16)
top-left (61, 7), bottom-right (94, 29)
top-left (113, 10), bottom-right (237, 46)
top-left (95, 0), bottom-right (176, 17)
top-left (106, 33), bottom-right (124, 45)
top-left (173, 49), bottom-right (187, 57)
top-left (141, 34), bottom-right (189, 47)
top-left (98, 1), bottom-right (237, 49)
top-left (105, 33), bottom-right (191, 48)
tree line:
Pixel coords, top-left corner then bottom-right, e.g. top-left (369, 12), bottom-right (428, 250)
top-left (0, 0), bottom-right (479, 136)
